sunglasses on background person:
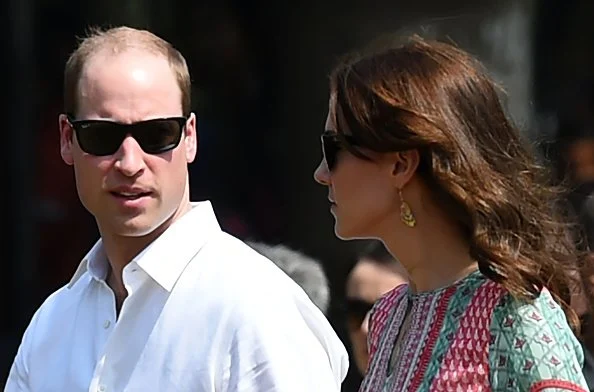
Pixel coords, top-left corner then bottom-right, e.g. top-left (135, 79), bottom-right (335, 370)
top-left (67, 116), bottom-right (188, 156)
top-left (343, 297), bottom-right (375, 326)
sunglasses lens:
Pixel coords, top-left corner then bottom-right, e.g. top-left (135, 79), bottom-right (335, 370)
top-left (345, 298), bottom-right (374, 325)
top-left (137, 119), bottom-right (184, 154)
top-left (75, 122), bottom-right (125, 156)
top-left (321, 135), bottom-right (339, 170)
top-left (73, 118), bottom-right (185, 156)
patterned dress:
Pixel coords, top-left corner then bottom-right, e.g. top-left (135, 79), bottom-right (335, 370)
top-left (360, 270), bottom-right (589, 392)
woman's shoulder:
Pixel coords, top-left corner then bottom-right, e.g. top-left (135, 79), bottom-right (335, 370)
top-left (490, 287), bottom-right (574, 334)
top-left (489, 288), bottom-right (589, 390)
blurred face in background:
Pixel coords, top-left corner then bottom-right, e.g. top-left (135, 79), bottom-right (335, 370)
top-left (345, 258), bottom-right (407, 375)
top-left (571, 255), bottom-right (594, 317)
top-left (567, 138), bottom-right (594, 184)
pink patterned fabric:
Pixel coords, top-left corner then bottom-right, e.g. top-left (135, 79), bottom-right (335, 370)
top-left (360, 271), bottom-right (588, 392)
top-left (428, 280), bottom-right (505, 391)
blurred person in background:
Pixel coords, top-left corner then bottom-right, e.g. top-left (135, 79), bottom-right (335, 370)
top-left (578, 195), bottom-right (594, 351)
top-left (247, 241), bottom-right (331, 315)
top-left (344, 240), bottom-right (407, 377)
top-left (555, 80), bottom-right (594, 207)
top-left (572, 252), bottom-right (594, 391)
top-left (314, 35), bottom-right (589, 391)
top-left (575, 194), bottom-right (594, 390)
top-left (6, 25), bottom-right (348, 392)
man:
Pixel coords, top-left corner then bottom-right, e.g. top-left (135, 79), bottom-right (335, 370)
top-left (247, 242), bottom-right (330, 315)
top-left (6, 26), bottom-right (348, 391)
top-left (344, 240), bottom-right (407, 377)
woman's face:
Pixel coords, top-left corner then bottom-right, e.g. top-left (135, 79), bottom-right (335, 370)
top-left (313, 96), bottom-right (400, 240)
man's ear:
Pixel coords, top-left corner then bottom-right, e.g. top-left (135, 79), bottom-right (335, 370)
top-left (184, 112), bottom-right (198, 163)
top-left (59, 114), bottom-right (74, 165)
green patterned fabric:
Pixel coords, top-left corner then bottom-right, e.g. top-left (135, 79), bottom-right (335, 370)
top-left (490, 290), bottom-right (587, 390)
top-left (361, 269), bottom-right (589, 392)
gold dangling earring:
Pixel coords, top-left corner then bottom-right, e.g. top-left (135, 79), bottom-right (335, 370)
top-left (399, 188), bottom-right (416, 228)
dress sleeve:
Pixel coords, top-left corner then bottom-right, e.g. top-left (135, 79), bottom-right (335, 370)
top-left (489, 289), bottom-right (589, 391)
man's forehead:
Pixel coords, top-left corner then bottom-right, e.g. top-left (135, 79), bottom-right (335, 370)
top-left (78, 50), bottom-right (176, 94)
top-left (84, 48), bottom-right (163, 69)
top-left (75, 51), bottom-right (182, 119)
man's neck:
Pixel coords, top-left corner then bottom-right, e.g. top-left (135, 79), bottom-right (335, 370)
top-left (98, 201), bottom-right (193, 314)
top-left (103, 232), bottom-right (159, 315)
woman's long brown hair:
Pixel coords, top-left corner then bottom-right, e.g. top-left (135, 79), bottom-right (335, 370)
top-left (330, 35), bottom-right (582, 330)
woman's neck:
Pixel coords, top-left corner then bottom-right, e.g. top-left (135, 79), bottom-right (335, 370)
top-left (383, 210), bottom-right (477, 293)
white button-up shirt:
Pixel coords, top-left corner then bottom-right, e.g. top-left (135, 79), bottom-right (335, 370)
top-left (6, 201), bottom-right (349, 391)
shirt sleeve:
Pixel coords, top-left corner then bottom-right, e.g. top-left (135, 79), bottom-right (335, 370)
top-left (489, 290), bottom-right (589, 391)
top-left (223, 289), bottom-right (349, 392)
top-left (5, 350), bottom-right (29, 392)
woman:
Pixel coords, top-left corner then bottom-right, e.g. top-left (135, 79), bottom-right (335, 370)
top-left (314, 36), bottom-right (590, 391)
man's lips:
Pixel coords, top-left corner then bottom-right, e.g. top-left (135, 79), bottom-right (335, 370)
top-left (109, 186), bottom-right (153, 199)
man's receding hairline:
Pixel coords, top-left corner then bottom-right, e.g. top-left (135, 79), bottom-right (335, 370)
top-left (78, 48), bottom-right (175, 85)
top-left (74, 48), bottom-right (183, 116)
top-left (83, 45), bottom-right (169, 68)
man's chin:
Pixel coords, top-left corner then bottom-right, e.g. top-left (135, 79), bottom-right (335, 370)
top-left (108, 216), bottom-right (159, 238)
top-left (117, 226), bottom-right (157, 238)
top-left (99, 207), bottom-right (178, 239)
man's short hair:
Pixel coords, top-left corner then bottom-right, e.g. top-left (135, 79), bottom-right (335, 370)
top-left (247, 242), bottom-right (330, 315)
top-left (64, 26), bottom-right (192, 117)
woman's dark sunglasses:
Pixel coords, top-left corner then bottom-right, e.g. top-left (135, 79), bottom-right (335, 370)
top-left (67, 116), bottom-right (188, 156)
top-left (321, 131), bottom-right (358, 170)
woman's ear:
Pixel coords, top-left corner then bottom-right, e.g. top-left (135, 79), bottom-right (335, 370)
top-left (390, 149), bottom-right (420, 188)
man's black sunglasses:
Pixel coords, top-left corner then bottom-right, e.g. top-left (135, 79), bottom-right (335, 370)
top-left (67, 116), bottom-right (188, 156)
top-left (321, 131), bottom-right (359, 170)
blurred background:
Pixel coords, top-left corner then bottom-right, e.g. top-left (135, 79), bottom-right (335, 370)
top-left (3, 0), bottom-right (594, 390)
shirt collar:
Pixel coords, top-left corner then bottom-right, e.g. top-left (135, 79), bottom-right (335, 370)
top-left (68, 201), bottom-right (221, 291)
top-left (68, 239), bottom-right (108, 287)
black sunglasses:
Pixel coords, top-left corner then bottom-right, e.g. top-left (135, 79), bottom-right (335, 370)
top-left (343, 297), bottom-right (375, 325)
top-left (321, 131), bottom-right (359, 170)
top-left (68, 116), bottom-right (188, 156)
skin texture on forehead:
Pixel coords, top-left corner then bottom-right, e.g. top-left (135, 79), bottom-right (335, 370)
top-left (77, 48), bottom-right (183, 121)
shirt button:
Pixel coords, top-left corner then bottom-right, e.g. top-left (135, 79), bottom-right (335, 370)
top-left (98, 385), bottom-right (106, 392)
top-left (103, 320), bottom-right (111, 329)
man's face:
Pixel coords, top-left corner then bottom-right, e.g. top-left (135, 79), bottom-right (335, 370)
top-left (59, 49), bottom-right (197, 238)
